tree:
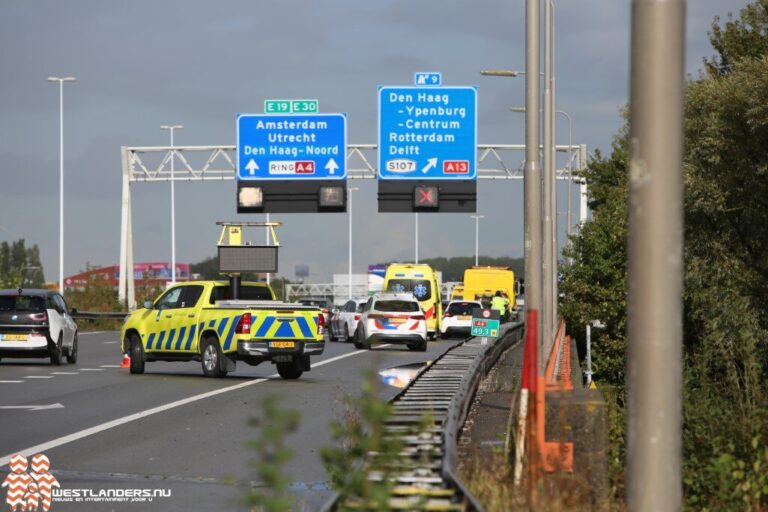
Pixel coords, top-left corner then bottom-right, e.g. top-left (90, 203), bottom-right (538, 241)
top-left (0, 239), bottom-right (46, 288)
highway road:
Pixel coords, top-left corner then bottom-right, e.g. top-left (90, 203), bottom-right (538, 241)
top-left (0, 331), bottom-right (460, 511)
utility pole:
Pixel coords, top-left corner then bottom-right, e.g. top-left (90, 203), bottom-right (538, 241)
top-left (470, 215), bottom-right (484, 266)
top-left (627, 0), bottom-right (685, 510)
top-left (542, 0), bottom-right (555, 350)
top-left (524, 0), bottom-right (542, 370)
top-left (160, 124), bottom-right (183, 284)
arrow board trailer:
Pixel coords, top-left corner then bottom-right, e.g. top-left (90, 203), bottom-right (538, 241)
top-left (236, 113), bottom-right (348, 213)
top-left (377, 86), bottom-right (477, 213)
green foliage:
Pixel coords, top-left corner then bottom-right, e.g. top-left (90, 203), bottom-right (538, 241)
top-left (705, 0), bottom-right (768, 77)
top-left (0, 239), bottom-right (45, 288)
top-left (321, 370), bottom-right (407, 511)
top-left (65, 265), bottom-right (126, 330)
top-left (246, 395), bottom-right (300, 512)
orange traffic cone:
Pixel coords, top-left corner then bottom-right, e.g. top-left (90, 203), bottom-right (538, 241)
top-left (119, 353), bottom-right (130, 368)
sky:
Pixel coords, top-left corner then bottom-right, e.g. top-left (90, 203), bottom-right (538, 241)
top-left (0, 0), bottom-right (746, 284)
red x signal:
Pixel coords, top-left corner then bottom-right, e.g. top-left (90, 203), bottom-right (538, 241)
top-left (414, 186), bottom-right (439, 209)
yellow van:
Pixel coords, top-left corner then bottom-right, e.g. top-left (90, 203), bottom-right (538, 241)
top-left (462, 266), bottom-right (516, 318)
top-left (383, 263), bottom-right (442, 339)
top-left (450, 284), bottom-right (465, 301)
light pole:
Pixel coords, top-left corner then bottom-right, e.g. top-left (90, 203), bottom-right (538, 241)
top-left (47, 76), bottom-right (76, 296)
top-left (511, 107), bottom-right (574, 239)
top-left (348, 187), bottom-right (359, 299)
top-left (414, 213), bottom-right (419, 264)
top-left (160, 125), bottom-right (183, 284)
top-left (469, 215), bottom-right (484, 266)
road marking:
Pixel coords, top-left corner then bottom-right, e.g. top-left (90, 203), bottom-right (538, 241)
top-left (0, 381), bottom-right (23, 384)
top-left (0, 403), bottom-right (64, 411)
top-left (0, 347), bottom-right (371, 466)
top-left (78, 368), bottom-right (104, 372)
top-left (24, 376), bottom-right (54, 379)
top-left (103, 341), bottom-right (119, 345)
top-left (78, 331), bottom-right (105, 335)
top-left (99, 365), bottom-right (120, 368)
top-left (51, 372), bottom-right (79, 375)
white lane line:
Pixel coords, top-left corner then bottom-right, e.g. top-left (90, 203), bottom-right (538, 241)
top-left (24, 376), bottom-right (54, 379)
top-left (78, 332), bottom-right (105, 335)
top-left (0, 381), bottom-right (23, 384)
top-left (51, 372), bottom-right (79, 375)
top-left (103, 341), bottom-right (119, 345)
top-left (78, 368), bottom-right (104, 372)
top-left (99, 365), bottom-right (120, 368)
top-left (0, 348), bottom-right (370, 466)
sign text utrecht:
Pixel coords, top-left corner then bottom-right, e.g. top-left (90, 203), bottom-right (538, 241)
top-left (378, 86), bottom-right (477, 180)
top-left (237, 113), bottom-right (347, 180)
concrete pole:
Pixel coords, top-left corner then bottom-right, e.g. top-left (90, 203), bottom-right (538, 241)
top-left (542, 0), bottom-right (554, 354)
top-left (348, 187), bottom-right (359, 299)
top-left (470, 215), bottom-right (484, 266)
top-left (627, 0), bottom-right (685, 510)
top-left (550, 0), bottom-right (559, 332)
top-left (524, 0), bottom-right (542, 372)
top-left (161, 125), bottom-right (183, 284)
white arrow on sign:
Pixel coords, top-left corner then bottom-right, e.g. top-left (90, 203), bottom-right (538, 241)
top-left (325, 158), bottom-right (339, 175)
top-left (421, 157), bottom-right (438, 174)
top-left (245, 159), bottom-right (259, 175)
top-left (0, 403), bottom-right (65, 411)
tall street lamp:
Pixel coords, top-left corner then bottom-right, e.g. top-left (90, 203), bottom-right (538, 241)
top-left (470, 215), bottom-right (484, 266)
top-left (160, 125), bottom-right (183, 284)
top-left (348, 187), bottom-right (359, 299)
top-left (47, 76), bottom-right (76, 295)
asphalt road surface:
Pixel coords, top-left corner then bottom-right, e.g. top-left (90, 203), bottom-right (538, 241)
top-left (0, 331), bottom-right (460, 511)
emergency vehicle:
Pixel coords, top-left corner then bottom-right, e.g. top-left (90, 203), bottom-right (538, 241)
top-left (382, 263), bottom-right (442, 339)
top-left (121, 222), bottom-right (325, 380)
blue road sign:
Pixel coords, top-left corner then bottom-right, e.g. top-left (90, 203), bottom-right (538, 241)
top-left (414, 72), bottom-right (441, 86)
top-left (237, 113), bottom-right (347, 180)
top-left (378, 86), bottom-right (477, 180)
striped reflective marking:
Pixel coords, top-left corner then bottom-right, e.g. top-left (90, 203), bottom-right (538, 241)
top-left (255, 317), bottom-right (276, 338)
top-left (274, 320), bottom-right (295, 338)
top-left (223, 315), bottom-right (241, 351)
top-left (174, 326), bottom-right (187, 350)
top-left (184, 324), bottom-right (198, 350)
top-left (208, 319), bottom-right (216, 328)
top-left (216, 317), bottom-right (229, 337)
top-left (295, 317), bottom-right (312, 338)
top-left (155, 331), bottom-right (166, 351)
top-left (165, 328), bottom-right (177, 350)
top-left (146, 333), bottom-right (156, 349)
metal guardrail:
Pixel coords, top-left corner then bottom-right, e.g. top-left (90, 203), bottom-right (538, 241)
top-left (321, 322), bottom-right (525, 511)
top-left (71, 311), bottom-right (127, 321)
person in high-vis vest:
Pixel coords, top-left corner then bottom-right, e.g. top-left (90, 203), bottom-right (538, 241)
top-left (490, 291), bottom-right (510, 322)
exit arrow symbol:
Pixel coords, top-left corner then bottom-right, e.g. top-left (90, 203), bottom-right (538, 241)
top-left (421, 157), bottom-right (438, 174)
top-left (0, 403), bottom-right (65, 411)
top-left (245, 159), bottom-right (259, 175)
top-left (325, 158), bottom-right (339, 175)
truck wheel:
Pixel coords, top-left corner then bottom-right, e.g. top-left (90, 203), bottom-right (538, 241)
top-left (130, 334), bottom-right (145, 374)
top-left (49, 334), bottom-right (63, 366)
top-left (66, 333), bottom-right (79, 364)
top-left (276, 359), bottom-right (303, 380)
top-left (201, 336), bottom-right (227, 378)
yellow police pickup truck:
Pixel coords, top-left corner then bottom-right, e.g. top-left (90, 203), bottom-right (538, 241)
top-left (121, 280), bottom-right (325, 379)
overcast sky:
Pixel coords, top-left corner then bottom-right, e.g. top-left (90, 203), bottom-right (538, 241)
top-left (0, 0), bottom-right (743, 284)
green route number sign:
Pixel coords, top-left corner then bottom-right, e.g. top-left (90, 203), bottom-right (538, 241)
top-left (264, 99), bottom-right (319, 114)
top-left (471, 308), bottom-right (500, 338)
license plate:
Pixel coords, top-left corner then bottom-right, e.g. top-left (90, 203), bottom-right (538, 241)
top-left (459, 315), bottom-right (472, 320)
top-left (0, 334), bottom-right (28, 341)
top-left (390, 318), bottom-right (407, 325)
top-left (271, 341), bottom-right (295, 349)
